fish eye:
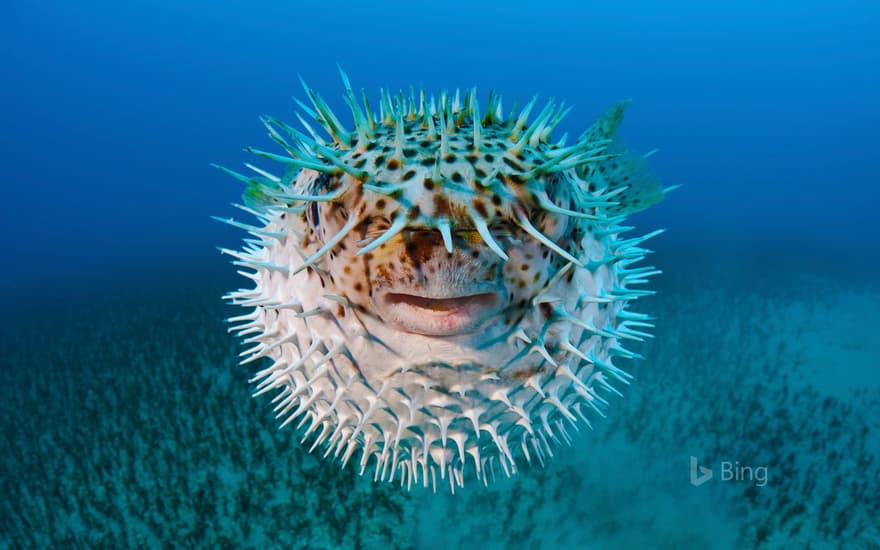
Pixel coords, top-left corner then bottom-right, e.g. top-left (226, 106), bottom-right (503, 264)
top-left (356, 216), bottom-right (393, 245)
top-left (308, 202), bottom-right (320, 227)
top-left (489, 221), bottom-right (516, 237)
top-left (363, 216), bottom-right (391, 231)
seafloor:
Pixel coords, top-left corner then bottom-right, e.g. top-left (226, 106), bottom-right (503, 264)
top-left (1, 245), bottom-right (878, 549)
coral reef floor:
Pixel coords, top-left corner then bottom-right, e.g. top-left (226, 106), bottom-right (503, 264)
top-left (1, 247), bottom-right (878, 548)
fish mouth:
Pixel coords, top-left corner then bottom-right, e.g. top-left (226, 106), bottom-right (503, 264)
top-left (374, 290), bottom-right (503, 336)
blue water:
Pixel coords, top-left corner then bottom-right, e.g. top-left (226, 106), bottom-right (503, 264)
top-left (2, 0), bottom-right (878, 295)
top-left (2, 1), bottom-right (878, 548)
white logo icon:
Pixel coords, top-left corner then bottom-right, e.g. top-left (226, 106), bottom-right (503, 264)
top-left (690, 456), bottom-right (713, 486)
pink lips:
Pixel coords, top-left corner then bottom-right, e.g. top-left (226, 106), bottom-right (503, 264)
top-left (375, 291), bottom-right (501, 336)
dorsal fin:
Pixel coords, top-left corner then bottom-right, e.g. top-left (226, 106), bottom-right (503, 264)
top-left (580, 100), bottom-right (630, 144)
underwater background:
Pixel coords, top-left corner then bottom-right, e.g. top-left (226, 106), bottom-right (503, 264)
top-left (1, 0), bottom-right (878, 548)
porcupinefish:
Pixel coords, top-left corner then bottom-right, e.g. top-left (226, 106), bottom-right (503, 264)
top-left (215, 69), bottom-right (672, 492)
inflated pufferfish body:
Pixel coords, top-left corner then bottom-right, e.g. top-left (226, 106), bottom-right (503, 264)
top-left (217, 70), bottom-right (671, 491)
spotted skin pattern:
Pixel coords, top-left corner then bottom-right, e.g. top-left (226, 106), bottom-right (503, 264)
top-left (217, 72), bottom-right (671, 491)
